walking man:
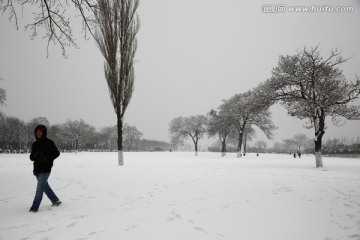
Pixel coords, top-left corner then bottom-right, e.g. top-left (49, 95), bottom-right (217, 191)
top-left (29, 125), bottom-right (61, 213)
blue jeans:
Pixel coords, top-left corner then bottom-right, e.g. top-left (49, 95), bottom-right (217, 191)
top-left (30, 172), bottom-right (59, 211)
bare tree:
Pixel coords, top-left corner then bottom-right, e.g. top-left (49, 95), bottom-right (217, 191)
top-left (169, 117), bottom-right (185, 151)
top-left (1, 0), bottom-right (98, 57)
top-left (0, 114), bottom-right (25, 151)
top-left (169, 115), bottom-right (208, 156)
top-left (255, 140), bottom-right (267, 153)
top-left (10, 117), bottom-right (25, 151)
top-left (98, 126), bottom-right (117, 151)
top-left (0, 113), bottom-right (9, 150)
top-left (123, 123), bottom-right (142, 151)
top-left (272, 142), bottom-right (284, 153)
top-left (2, 117), bottom-right (13, 151)
top-left (219, 90), bottom-right (277, 158)
top-left (293, 133), bottom-right (309, 154)
top-left (94, 0), bottom-right (139, 165)
top-left (59, 119), bottom-right (96, 152)
top-left (48, 124), bottom-right (63, 147)
top-left (282, 139), bottom-right (297, 155)
top-left (207, 109), bottom-right (235, 156)
top-left (262, 46), bottom-right (360, 167)
top-left (0, 78), bottom-right (6, 107)
top-left (0, 88), bottom-right (5, 106)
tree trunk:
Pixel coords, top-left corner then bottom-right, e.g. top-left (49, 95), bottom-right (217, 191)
top-left (190, 135), bottom-right (198, 156)
top-left (221, 141), bottom-right (226, 157)
top-left (117, 114), bottom-right (124, 166)
top-left (75, 139), bottom-right (79, 153)
top-left (237, 131), bottom-right (244, 158)
top-left (6, 138), bottom-right (10, 152)
top-left (243, 137), bottom-right (247, 155)
top-left (314, 114), bottom-right (325, 168)
top-left (315, 138), bottom-right (323, 168)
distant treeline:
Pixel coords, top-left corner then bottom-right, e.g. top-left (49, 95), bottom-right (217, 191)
top-left (208, 135), bottom-right (360, 156)
top-left (0, 114), bottom-right (173, 153)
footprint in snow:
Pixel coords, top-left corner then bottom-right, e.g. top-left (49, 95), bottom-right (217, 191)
top-left (215, 232), bottom-right (226, 238)
top-left (125, 225), bottom-right (138, 231)
top-left (172, 212), bottom-right (182, 219)
top-left (35, 228), bottom-right (54, 234)
top-left (194, 226), bottom-right (208, 234)
top-left (67, 222), bottom-right (77, 228)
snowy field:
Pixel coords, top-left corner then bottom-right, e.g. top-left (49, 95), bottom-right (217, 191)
top-left (0, 152), bottom-right (360, 240)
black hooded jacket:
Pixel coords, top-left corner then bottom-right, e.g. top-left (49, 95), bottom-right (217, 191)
top-left (30, 125), bottom-right (60, 174)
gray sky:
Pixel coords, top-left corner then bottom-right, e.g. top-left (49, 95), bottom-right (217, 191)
top-left (1, 0), bottom-right (360, 147)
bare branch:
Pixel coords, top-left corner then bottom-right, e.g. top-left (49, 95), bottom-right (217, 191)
top-left (1, 0), bottom-right (98, 56)
top-left (0, 0), bottom-right (18, 29)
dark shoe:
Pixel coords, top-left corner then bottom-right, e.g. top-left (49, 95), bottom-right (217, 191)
top-left (52, 201), bottom-right (62, 206)
top-left (29, 208), bottom-right (37, 213)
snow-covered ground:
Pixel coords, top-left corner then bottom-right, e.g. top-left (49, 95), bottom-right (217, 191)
top-left (0, 152), bottom-right (359, 240)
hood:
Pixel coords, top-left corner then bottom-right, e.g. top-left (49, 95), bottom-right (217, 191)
top-left (34, 125), bottom-right (47, 140)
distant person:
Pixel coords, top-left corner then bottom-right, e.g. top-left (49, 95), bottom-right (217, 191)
top-left (29, 125), bottom-right (61, 213)
top-left (298, 152), bottom-right (301, 158)
top-left (293, 153), bottom-right (297, 158)
top-left (256, 153), bottom-right (259, 157)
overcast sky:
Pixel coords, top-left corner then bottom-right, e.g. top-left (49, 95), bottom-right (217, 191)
top-left (1, 0), bottom-right (360, 148)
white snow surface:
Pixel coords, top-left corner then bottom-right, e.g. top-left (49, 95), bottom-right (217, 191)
top-left (0, 152), bottom-right (360, 240)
